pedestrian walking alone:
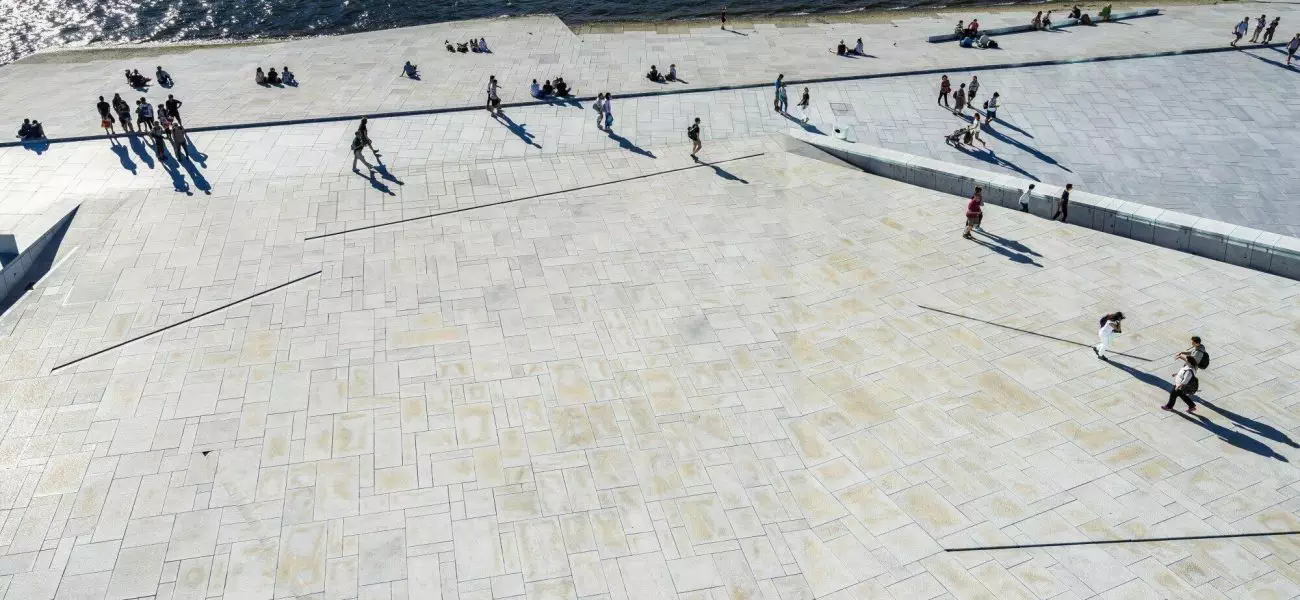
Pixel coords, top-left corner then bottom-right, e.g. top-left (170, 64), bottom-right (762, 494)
top-left (356, 118), bottom-right (381, 161)
top-left (351, 132), bottom-right (374, 172)
top-left (967, 76), bottom-right (980, 103)
top-left (938, 75), bottom-right (951, 108)
top-left (1251, 14), bottom-right (1266, 42)
top-left (963, 187), bottom-right (984, 239)
top-left (954, 84), bottom-right (967, 114)
top-left (1162, 356), bottom-right (1199, 412)
top-left (687, 118), bottom-right (702, 159)
top-left (797, 87), bottom-right (810, 124)
top-left (602, 93), bottom-right (614, 131)
top-left (1093, 312), bottom-right (1124, 360)
top-left (1288, 33), bottom-right (1300, 65)
top-left (1262, 17), bottom-right (1279, 43)
top-left (1052, 183), bottom-right (1071, 221)
top-left (165, 94), bottom-right (184, 126)
top-left (1232, 17), bottom-right (1248, 46)
top-left (486, 76), bottom-right (501, 116)
top-left (721, 5), bottom-right (728, 30)
top-left (777, 84), bottom-right (789, 114)
top-left (773, 74), bottom-right (784, 113)
top-left (593, 93), bottom-right (607, 130)
top-left (1018, 184), bottom-right (1035, 213)
top-left (96, 96), bottom-right (116, 136)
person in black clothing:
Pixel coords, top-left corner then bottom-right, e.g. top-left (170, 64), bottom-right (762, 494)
top-left (1052, 183), bottom-right (1072, 221)
top-left (688, 117), bottom-right (702, 158)
top-left (356, 117), bottom-right (380, 161)
top-left (112, 94), bottom-right (134, 133)
top-left (165, 95), bottom-right (184, 126)
top-left (267, 68), bottom-right (282, 85)
top-left (156, 66), bottom-right (173, 87)
top-left (17, 119), bottom-right (33, 139)
top-left (150, 123), bottom-right (168, 159)
top-left (96, 96), bottom-right (117, 135)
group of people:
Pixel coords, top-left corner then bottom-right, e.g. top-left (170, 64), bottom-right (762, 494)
top-left (1066, 6), bottom-right (1097, 26)
top-left (123, 69), bottom-right (154, 89)
top-left (254, 66), bottom-right (295, 86)
top-left (445, 38), bottom-right (490, 53)
top-left (1094, 314), bottom-right (1210, 412)
top-left (94, 93), bottom-right (191, 159)
top-left (529, 77), bottom-right (574, 98)
top-left (938, 74), bottom-right (996, 121)
top-left (646, 64), bottom-right (679, 83)
top-left (593, 93), bottom-right (615, 131)
top-left (1233, 15), bottom-right (1283, 47)
top-left (770, 74), bottom-right (813, 123)
top-left (835, 38), bottom-right (866, 56)
top-left (16, 119), bottom-right (46, 141)
top-left (954, 20), bottom-right (998, 48)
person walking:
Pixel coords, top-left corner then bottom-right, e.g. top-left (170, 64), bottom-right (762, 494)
top-left (486, 76), bottom-right (501, 116)
top-left (967, 76), bottom-right (980, 103)
top-left (356, 118), bottom-right (381, 161)
top-left (96, 96), bottom-right (116, 136)
top-left (1018, 184), bottom-right (1035, 213)
top-left (963, 187), bottom-right (984, 239)
top-left (1162, 356), bottom-right (1199, 412)
top-left (593, 93), bottom-right (607, 131)
top-left (165, 95), bottom-right (184, 126)
top-left (773, 74), bottom-right (784, 113)
top-left (721, 5), bottom-right (728, 30)
top-left (1051, 183), bottom-right (1071, 221)
top-left (954, 83), bottom-right (967, 115)
top-left (983, 92), bottom-right (999, 125)
top-left (1251, 14), bottom-right (1266, 42)
top-left (777, 83), bottom-right (789, 114)
top-left (112, 94), bottom-right (134, 133)
top-left (1232, 17), bottom-right (1249, 46)
top-left (602, 93), bottom-right (614, 131)
top-left (170, 123), bottom-right (188, 159)
top-left (687, 117), bottom-right (702, 159)
top-left (351, 132), bottom-right (374, 172)
top-left (1262, 17), bottom-right (1279, 43)
top-left (797, 87), bottom-right (811, 124)
top-left (1176, 336), bottom-right (1209, 370)
top-left (1288, 33), bottom-right (1300, 65)
top-left (1093, 312), bottom-right (1124, 360)
top-left (938, 75), bottom-right (951, 108)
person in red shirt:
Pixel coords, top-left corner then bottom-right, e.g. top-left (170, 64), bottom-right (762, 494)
top-left (964, 187), bottom-right (984, 239)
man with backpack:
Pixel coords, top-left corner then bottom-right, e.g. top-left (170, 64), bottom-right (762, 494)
top-left (1163, 355), bottom-right (1199, 412)
top-left (1093, 312), bottom-right (1123, 360)
top-left (688, 118), bottom-right (702, 159)
top-left (1176, 336), bottom-right (1209, 370)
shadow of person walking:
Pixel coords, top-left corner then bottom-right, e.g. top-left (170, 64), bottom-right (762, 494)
top-left (1174, 412), bottom-right (1289, 462)
top-left (1196, 398), bottom-right (1300, 448)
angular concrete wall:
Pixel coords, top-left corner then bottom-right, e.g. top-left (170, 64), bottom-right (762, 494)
top-left (0, 205), bottom-right (79, 304)
top-left (786, 130), bottom-right (1300, 280)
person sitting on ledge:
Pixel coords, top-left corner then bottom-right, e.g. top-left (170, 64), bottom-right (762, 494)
top-left (1099, 4), bottom-right (1112, 21)
top-left (132, 69), bottom-right (152, 87)
top-left (478, 37), bottom-right (489, 52)
top-left (404, 61), bottom-right (419, 79)
top-left (470, 39), bottom-right (480, 52)
top-left (1032, 11), bottom-right (1042, 29)
top-left (17, 119), bottom-right (32, 139)
top-left (28, 119), bottom-right (45, 139)
top-left (1068, 5), bottom-right (1082, 20)
top-left (530, 79), bottom-right (542, 98)
top-left (954, 20), bottom-right (965, 36)
top-left (1043, 11), bottom-right (1053, 29)
top-left (647, 65), bottom-right (662, 81)
top-left (1080, 12), bottom-right (1093, 25)
top-left (853, 38), bottom-right (864, 55)
top-left (283, 66), bottom-right (296, 84)
top-left (966, 19), bottom-right (980, 36)
top-left (445, 40), bottom-right (455, 52)
top-left (267, 67), bottom-right (282, 85)
top-left (156, 66), bottom-right (173, 87)
top-left (541, 80), bottom-right (554, 97)
top-left (256, 67), bottom-right (267, 85)
top-left (836, 40), bottom-right (847, 55)
top-left (667, 64), bottom-right (678, 81)
top-left (554, 77), bottom-right (572, 96)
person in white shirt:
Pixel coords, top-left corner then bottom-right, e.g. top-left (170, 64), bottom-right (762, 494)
top-left (1232, 17), bottom-right (1249, 46)
top-left (853, 38), bottom-right (864, 55)
top-left (1163, 357), bottom-right (1198, 412)
top-left (1018, 184), bottom-right (1035, 213)
top-left (1094, 312), bottom-right (1124, 360)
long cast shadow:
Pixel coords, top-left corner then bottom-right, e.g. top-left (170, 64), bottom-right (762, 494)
top-left (374, 164), bottom-right (405, 186)
top-left (982, 122), bottom-right (1073, 172)
top-left (1174, 412), bottom-right (1289, 462)
top-left (185, 138), bottom-right (209, 168)
top-left (969, 236), bottom-right (1042, 267)
top-left (496, 113), bottom-right (541, 148)
top-left (1243, 50), bottom-right (1298, 71)
top-left (952, 142), bottom-right (1040, 181)
top-left (1196, 398), bottom-right (1300, 448)
top-left (1106, 359), bottom-right (1170, 391)
top-left (975, 229), bottom-right (1042, 256)
top-left (915, 305), bottom-right (1155, 361)
top-left (179, 156), bottom-right (211, 194)
top-left (0, 207), bottom-right (78, 316)
top-left (991, 116), bottom-right (1034, 138)
top-left (781, 112), bottom-right (824, 135)
top-left (162, 157), bottom-right (191, 195)
top-left (110, 144), bottom-right (137, 174)
top-left (357, 169), bottom-right (395, 196)
top-left (696, 157), bottom-right (749, 183)
top-left (606, 131), bottom-right (656, 158)
top-left (128, 134), bottom-right (155, 169)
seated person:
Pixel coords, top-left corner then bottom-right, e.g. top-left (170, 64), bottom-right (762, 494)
top-left (1080, 13), bottom-right (1093, 25)
top-left (1042, 11), bottom-right (1053, 29)
top-left (403, 61), bottom-right (419, 78)
top-left (530, 79), bottom-right (542, 98)
top-left (267, 67), bottom-right (282, 85)
top-left (954, 20), bottom-right (965, 35)
top-left (445, 40), bottom-right (455, 52)
top-left (1099, 4), bottom-right (1112, 21)
top-left (470, 39), bottom-right (480, 52)
top-left (853, 38), bottom-right (864, 54)
top-left (541, 80), bottom-right (554, 96)
top-left (647, 65), bottom-right (661, 81)
top-left (29, 120), bottom-right (44, 139)
top-left (457, 42), bottom-right (469, 53)
top-left (836, 41), bottom-right (847, 55)
top-left (977, 33), bottom-right (999, 48)
top-left (282, 66), bottom-right (296, 84)
top-left (1031, 11), bottom-right (1042, 29)
top-left (156, 66), bottom-right (172, 86)
top-left (1068, 5), bottom-right (1081, 20)
top-left (966, 19), bottom-right (979, 36)
top-left (478, 37), bottom-right (489, 52)
top-left (959, 36), bottom-right (975, 48)
top-left (667, 64), bottom-right (678, 81)
top-left (554, 77), bottom-right (571, 96)
top-left (17, 119), bottom-right (32, 139)
top-left (256, 67), bottom-right (267, 85)
top-left (131, 69), bottom-right (152, 87)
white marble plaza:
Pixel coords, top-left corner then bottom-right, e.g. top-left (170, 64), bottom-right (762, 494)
top-left (2, 4), bottom-right (1300, 599)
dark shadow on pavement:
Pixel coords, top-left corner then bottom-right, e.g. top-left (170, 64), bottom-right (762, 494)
top-left (128, 135), bottom-right (155, 169)
top-left (991, 116), bottom-right (1034, 139)
top-left (357, 169), bottom-right (395, 196)
top-left (976, 229), bottom-right (1042, 256)
top-left (374, 164), bottom-right (405, 186)
top-left (952, 142), bottom-right (1040, 182)
top-left (1196, 398), bottom-right (1300, 448)
top-left (185, 138), bottom-right (208, 168)
top-left (725, 28), bottom-right (750, 36)
top-left (606, 130), bottom-right (656, 158)
top-left (697, 157), bottom-right (749, 183)
top-left (1175, 412), bottom-right (1289, 462)
top-left (21, 138), bottom-right (50, 154)
top-left (496, 113), bottom-right (541, 148)
top-left (969, 236), bottom-right (1042, 266)
top-left (162, 158), bottom-right (191, 195)
top-left (1106, 359), bottom-right (1170, 391)
top-left (1243, 50), bottom-right (1298, 71)
top-left (179, 157), bottom-right (211, 194)
top-left (981, 123), bottom-right (1073, 172)
top-left (110, 144), bottom-right (137, 174)
top-left (781, 112), bottom-right (824, 135)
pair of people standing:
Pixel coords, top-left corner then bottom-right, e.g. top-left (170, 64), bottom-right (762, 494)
top-left (593, 93), bottom-right (615, 131)
top-left (773, 74), bottom-right (789, 114)
top-left (351, 117), bottom-right (382, 172)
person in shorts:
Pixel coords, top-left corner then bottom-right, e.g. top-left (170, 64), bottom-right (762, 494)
top-left (963, 187), bottom-right (984, 239)
top-left (688, 118), bottom-right (702, 158)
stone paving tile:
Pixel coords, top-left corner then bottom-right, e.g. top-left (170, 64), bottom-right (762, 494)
top-left (1, 140), bottom-right (1300, 599)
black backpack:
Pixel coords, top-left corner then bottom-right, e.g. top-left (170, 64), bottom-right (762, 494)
top-left (1098, 315), bottom-right (1109, 328)
top-left (1184, 375), bottom-right (1199, 395)
top-left (1196, 350), bottom-right (1209, 370)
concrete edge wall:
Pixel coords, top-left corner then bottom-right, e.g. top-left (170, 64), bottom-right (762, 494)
top-left (926, 9), bottom-right (1161, 42)
top-left (784, 129), bottom-right (1300, 281)
top-left (0, 205), bottom-right (81, 304)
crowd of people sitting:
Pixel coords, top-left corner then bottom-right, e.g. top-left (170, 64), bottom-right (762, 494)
top-left (529, 77), bottom-right (573, 98)
top-left (645, 64), bottom-right (679, 82)
top-left (954, 20), bottom-right (999, 48)
top-left (835, 38), bottom-right (866, 56)
top-left (124, 69), bottom-right (152, 89)
top-left (445, 38), bottom-right (490, 53)
top-left (255, 66), bottom-right (296, 86)
top-left (16, 118), bottom-right (46, 141)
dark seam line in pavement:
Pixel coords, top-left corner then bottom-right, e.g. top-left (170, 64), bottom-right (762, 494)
top-left (49, 270), bottom-right (322, 373)
top-left (946, 530), bottom-right (1300, 552)
top-left (916, 304), bottom-right (1155, 362)
top-left (1, 43), bottom-right (1285, 149)
top-left (303, 153), bottom-right (765, 241)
